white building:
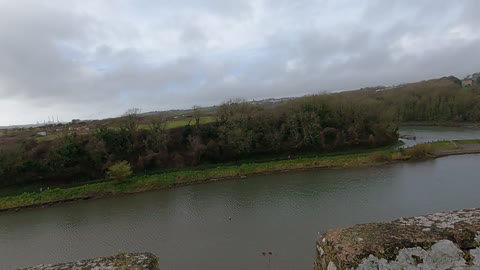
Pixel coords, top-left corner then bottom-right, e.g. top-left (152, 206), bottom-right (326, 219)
top-left (462, 79), bottom-right (474, 87)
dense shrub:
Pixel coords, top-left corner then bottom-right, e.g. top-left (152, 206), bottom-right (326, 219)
top-left (106, 161), bottom-right (132, 182)
top-left (403, 144), bottom-right (434, 160)
top-left (1, 90), bottom-right (402, 186)
top-left (369, 151), bottom-right (392, 163)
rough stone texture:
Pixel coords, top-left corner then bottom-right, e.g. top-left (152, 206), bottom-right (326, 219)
top-left (19, 253), bottom-right (160, 270)
top-left (314, 208), bottom-right (480, 270)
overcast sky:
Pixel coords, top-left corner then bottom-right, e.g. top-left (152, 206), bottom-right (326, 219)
top-left (1, 0), bottom-right (479, 125)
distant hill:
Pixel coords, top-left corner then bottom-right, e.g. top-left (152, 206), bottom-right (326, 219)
top-left (3, 73), bottom-right (478, 129)
top-left (138, 97), bottom-right (295, 118)
top-left (0, 123), bottom-right (44, 130)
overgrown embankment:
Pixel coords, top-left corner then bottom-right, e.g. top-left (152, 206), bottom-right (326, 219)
top-left (1, 140), bottom-right (479, 212)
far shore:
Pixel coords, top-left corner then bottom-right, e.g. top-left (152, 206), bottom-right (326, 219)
top-left (400, 122), bottom-right (480, 128)
top-left (1, 139), bottom-right (480, 213)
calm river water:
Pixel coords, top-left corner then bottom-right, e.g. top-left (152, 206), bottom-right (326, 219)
top-left (1, 128), bottom-right (480, 270)
top-left (400, 126), bottom-right (480, 147)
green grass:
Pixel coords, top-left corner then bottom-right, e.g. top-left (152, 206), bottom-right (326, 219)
top-left (430, 140), bottom-right (458, 149)
top-left (137, 116), bottom-right (216, 130)
top-left (1, 139), bottom-right (478, 212)
top-left (35, 132), bottom-right (64, 142)
top-left (0, 184), bottom-right (45, 198)
top-left (0, 141), bottom-right (403, 199)
top-left (454, 139), bottom-right (480, 144)
top-left (0, 152), bottom-right (374, 211)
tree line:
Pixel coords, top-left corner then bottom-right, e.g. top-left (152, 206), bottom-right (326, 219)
top-left (2, 75), bottom-right (477, 187)
top-left (355, 77), bottom-right (480, 122)
top-left (0, 94), bottom-right (399, 187)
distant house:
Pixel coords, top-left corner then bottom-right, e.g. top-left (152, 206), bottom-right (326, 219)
top-left (462, 73), bottom-right (480, 87)
top-left (462, 79), bottom-right (474, 88)
top-left (75, 126), bottom-right (90, 132)
top-left (462, 74), bottom-right (476, 87)
top-left (37, 131), bottom-right (47, 136)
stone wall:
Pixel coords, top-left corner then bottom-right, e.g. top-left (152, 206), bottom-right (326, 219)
top-left (20, 253), bottom-right (160, 270)
top-left (314, 208), bottom-right (480, 270)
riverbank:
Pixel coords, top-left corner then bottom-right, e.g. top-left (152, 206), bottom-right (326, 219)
top-left (1, 140), bottom-right (479, 212)
top-left (401, 121), bottom-right (480, 128)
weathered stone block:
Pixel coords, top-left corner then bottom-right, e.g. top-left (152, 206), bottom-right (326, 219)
top-left (19, 253), bottom-right (160, 270)
top-left (314, 208), bottom-right (480, 270)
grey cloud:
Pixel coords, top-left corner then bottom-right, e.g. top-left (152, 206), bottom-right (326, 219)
top-left (0, 2), bottom-right (91, 99)
top-left (1, 0), bottom-right (480, 125)
top-left (132, 0), bottom-right (254, 20)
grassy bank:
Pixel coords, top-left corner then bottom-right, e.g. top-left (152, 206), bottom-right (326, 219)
top-left (1, 140), bottom-right (479, 212)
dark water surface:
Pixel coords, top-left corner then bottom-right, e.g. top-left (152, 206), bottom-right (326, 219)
top-left (399, 126), bottom-right (480, 147)
top-left (1, 154), bottom-right (480, 270)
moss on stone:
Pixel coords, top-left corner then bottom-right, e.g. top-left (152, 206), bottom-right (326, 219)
top-left (20, 253), bottom-right (160, 270)
top-left (314, 208), bottom-right (480, 270)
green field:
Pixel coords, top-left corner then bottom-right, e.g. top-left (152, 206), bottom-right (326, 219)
top-left (32, 116), bottom-right (217, 142)
top-left (137, 116), bottom-right (216, 130)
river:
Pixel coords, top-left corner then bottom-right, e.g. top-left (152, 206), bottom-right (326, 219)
top-left (1, 128), bottom-right (480, 269)
top-left (399, 126), bottom-right (480, 147)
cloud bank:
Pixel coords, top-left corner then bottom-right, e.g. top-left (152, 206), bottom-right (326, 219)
top-left (1, 0), bottom-right (479, 125)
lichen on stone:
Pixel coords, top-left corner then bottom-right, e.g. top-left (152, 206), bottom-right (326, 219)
top-left (314, 208), bottom-right (480, 270)
top-left (398, 209), bottom-right (480, 229)
top-left (356, 240), bottom-right (472, 270)
top-left (327, 261), bottom-right (337, 270)
top-left (20, 253), bottom-right (160, 270)
top-left (471, 247), bottom-right (480, 266)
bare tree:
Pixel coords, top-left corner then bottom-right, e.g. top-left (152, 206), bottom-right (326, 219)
top-left (192, 106), bottom-right (201, 128)
top-left (122, 108), bottom-right (141, 134)
top-left (146, 117), bottom-right (169, 152)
